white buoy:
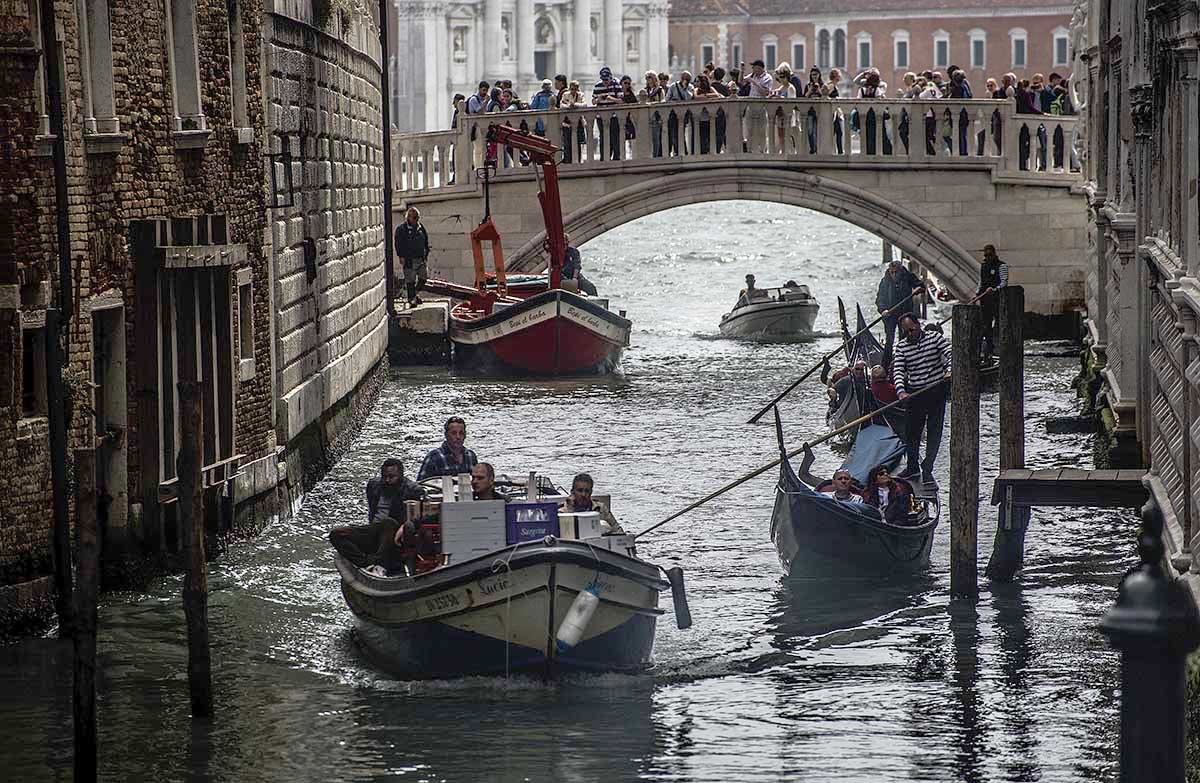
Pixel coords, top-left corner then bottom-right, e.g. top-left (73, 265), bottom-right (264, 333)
top-left (555, 586), bottom-right (600, 654)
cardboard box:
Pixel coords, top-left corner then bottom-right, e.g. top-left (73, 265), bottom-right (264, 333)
top-left (582, 535), bottom-right (637, 557)
top-left (440, 500), bottom-right (507, 562)
top-left (559, 511), bottom-right (603, 540)
top-left (505, 502), bottom-right (560, 544)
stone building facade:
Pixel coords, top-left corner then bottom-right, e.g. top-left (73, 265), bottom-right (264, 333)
top-left (669, 0), bottom-right (1072, 92)
top-left (1076, 0), bottom-right (1200, 587)
top-left (0, 0), bottom-right (388, 631)
top-left (391, 0), bottom-right (670, 132)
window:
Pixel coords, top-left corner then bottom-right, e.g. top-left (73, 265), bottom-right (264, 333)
top-left (933, 30), bottom-right (949, 69)
top-left (833, 29), bottom-right (846, 69)
top-left (817, 29), bottom-right (831, 69)
top-left (701, 43), bottom-right (715, 67)
top-left (21, 327), bottom-right (47, 418)
top-left (856, 33), bottom-right (871, 69)
top-left (1053, 27), bottom-right (1069, 66)
top-left (453, 25), bottom-right (468, 62)
top-left (1010, 28), bottom-right (1027, 68)
top-left (892, 30), bottom-right (909, 70)
top-left (764, 42), bottom-right (777, 70)
top-left (731, 38), bottom-right (742, 68)
top-left (969, 29), bottom-right (986, 70)
top-left (79, 0), bottom-right (118, 134)
top-left (168, 0), bottom-right (205, 132)
top-left (791, 37), bottom-right (806, 70)
top-left (227, 0), bottom-right (248, 129)
top-left (501, 14), bottom-right (512, 59)
top-left (236, 269), bottom-right (255, 379)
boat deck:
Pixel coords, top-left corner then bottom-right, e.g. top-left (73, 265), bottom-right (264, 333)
top-left (990, 468), bottom-right (1148, 508)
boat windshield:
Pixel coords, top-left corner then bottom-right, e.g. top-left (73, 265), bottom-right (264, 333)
top-left (738, 285), bottom-right (812, 306)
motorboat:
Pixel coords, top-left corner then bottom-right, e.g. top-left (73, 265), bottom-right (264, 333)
top-left (718, 283), bottom-right (819, 341)
top-left (770, 414), bottom-right (940, 577)
top-left (335, 474), bottom-right (690, 679)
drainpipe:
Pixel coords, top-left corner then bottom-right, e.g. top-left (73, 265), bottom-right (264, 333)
top-left (379, 0), bottom-right (396, 320)
top-left (39, 0), bottom-right (74, 633)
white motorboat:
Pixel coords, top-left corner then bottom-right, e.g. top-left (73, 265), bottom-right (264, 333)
top-left (719, 284), bottom-right (820, 341)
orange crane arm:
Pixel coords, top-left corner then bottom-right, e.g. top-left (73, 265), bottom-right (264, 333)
top-left (486, 125), bottom-right (567, 290)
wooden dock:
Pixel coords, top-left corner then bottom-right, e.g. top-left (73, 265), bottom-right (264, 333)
top-left (990, 469), bottom-right (1148, 508)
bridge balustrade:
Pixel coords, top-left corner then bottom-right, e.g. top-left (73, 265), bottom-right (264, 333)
top-left (393, 98), bottom-right (1079, 196)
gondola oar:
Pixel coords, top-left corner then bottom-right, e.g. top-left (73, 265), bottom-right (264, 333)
top-left (746, 290), bottom-right (920, 424)
top-left (638, 377), bottom-right (950, 540)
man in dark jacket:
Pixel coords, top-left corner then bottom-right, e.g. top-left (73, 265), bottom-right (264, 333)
top-left (395, 206), bottom-right (430, 307)
top-left (977, 244), bottom-right (1009, 358)
top-left (328, 458), bottom-right (426, 576)
top-left (875, 258), bottom-right (925, 354)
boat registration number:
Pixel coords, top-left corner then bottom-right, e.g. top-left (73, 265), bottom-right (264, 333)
top-left (424, 592), bottom-right (461, 613)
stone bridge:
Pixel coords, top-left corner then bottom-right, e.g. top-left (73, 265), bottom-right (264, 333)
top-left (393, 97), bottom-right (1086, 314)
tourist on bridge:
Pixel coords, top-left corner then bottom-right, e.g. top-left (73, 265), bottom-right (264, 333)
top-left (328, 458), bottom-right (426, 577)
top-left (417, 416), bottom-right (479, 481)
top-left (893, 313), bottom-right (951, 484)
top-left (977, 244), bottom-right (1009, 359)
top-left (744, 59), bottom-right (772, 154)
top-left (529, 79), bottom-right (555, 136)
top-left (666, 71), bottom-right (694, 156)
top-left (592, 66), bottom-right (623, 161)
top-left (875, 258), bottom-right (925, 353)
top-left (395, 206), bottom-right (430, 307)
top-left (638, 72), bottom-right (666, 157)
top-left (466, 81), bottom-right (490, 115)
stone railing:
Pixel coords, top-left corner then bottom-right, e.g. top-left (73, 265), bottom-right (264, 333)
top-left (393, 98), bottom-right (1081, 195)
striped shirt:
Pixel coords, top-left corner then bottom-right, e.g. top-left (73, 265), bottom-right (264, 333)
top-left (592, 79), bottom-right (622, 104)
top-left (893, 330), bottom-right (951, 395)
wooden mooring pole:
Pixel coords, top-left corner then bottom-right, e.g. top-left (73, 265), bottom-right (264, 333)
top-left (950, 304), bottom-right (982, 600)
top-left (177, 381), bottom-right (212, 717)
top-left (986, 286), bottom-right (1030, 581)
top-left (72, 448), bottom-right (98, 781)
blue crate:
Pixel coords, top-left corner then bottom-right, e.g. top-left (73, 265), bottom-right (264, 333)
top-left (505, 502), bottom-right (560, 544)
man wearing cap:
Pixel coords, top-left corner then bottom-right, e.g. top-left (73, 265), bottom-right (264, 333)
top-left (529, 78), bottom-right (555, 136)
top-left (977, 244), bottom-right (1008, 358)
top-left (745, 59), bottom-right (773, 153)
top-left (592, 66), bottom-right (622, 160)
top-left (875, 258), bottom-right (925, 354)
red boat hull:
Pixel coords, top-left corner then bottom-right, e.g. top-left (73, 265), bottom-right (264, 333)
top-left (450, 290), bottom-right (631, 376)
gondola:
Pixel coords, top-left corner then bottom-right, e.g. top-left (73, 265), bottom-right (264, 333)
top-left (770, 411), bottom-right (941, 577)
top-left (824, 300), bottom-right (888, 440)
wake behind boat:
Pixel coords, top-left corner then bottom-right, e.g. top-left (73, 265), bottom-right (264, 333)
top-left (719, 275), bottom-right (819, 342)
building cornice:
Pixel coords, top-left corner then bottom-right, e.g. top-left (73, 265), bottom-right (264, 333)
top-left (671, 6), bottom-right (1073, 23)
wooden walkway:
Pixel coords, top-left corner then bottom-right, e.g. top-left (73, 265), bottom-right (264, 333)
top-left (990, 469), bottom-right (1148, 508)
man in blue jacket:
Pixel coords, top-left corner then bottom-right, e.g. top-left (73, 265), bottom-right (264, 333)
top-left (875, 258), bottom-right (925, 354)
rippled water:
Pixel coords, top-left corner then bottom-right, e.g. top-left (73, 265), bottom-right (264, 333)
top-left (1, 204), bottom-right (1130, 782)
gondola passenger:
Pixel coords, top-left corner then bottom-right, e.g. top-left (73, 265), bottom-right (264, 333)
top-left (862, 465), bottom-right (917, 524)
top-left (819, 469), bottom-right (864, 504)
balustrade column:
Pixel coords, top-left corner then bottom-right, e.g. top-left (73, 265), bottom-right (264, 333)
top-left (604, 0), bottom-right (622, 67)
top-left (516, 0), bottom-right (535, 85)
top-left (483, 0), bottom-right (502, 80)
top-left (572, 0), bottom-right (591, 80)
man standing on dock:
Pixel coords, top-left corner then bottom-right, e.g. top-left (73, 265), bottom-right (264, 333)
top-left (395, 206), bottom-right (430, 308)
top-left (417, 416), bottom-right (479, 481)
top-left (893, 313), bottom-right (951, 484)
top-left (977, 244), bottom-right (1009, 358)
top-left (876, 258), bottom-right (925, 354)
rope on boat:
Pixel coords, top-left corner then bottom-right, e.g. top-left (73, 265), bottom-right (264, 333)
top-left (491, 543), bottom-right (522, 679)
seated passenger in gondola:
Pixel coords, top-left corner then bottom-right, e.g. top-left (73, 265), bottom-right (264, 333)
top-left (828, 360), bottom-right (869, 413)
top-left (862, 464), bottom-right (917, 524)
top-left (798, 448), bottom-right (865, 503)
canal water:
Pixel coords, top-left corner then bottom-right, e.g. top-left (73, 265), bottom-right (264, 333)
top-left (1, 203), bottom-right (1132, 782)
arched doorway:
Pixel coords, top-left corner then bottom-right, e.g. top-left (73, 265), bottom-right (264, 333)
top-left (534, 15), bottom-right (557, 80)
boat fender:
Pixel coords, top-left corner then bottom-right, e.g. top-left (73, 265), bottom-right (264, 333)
top-left (555, 585), bottom-right (600, 654)
top-left (666, 567), bottom-right (693, 630)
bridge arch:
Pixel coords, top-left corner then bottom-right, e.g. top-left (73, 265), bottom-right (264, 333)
top-left (508, 167), bottom-right (981, 300)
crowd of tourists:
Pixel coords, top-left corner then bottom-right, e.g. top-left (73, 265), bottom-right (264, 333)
top-left (452, 60), bottom-right (1076, 169)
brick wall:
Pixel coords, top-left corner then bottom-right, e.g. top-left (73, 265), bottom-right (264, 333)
top-left (264, 1), bottom-right (388, 444)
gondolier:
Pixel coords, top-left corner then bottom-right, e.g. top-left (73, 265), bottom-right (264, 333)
top-left (395, 206), bottom-right (430, 307)
top-left (875, 259), bottom-right (925, 354)
top-left (893, 313), bottom-right (951, 484)
top-left (977, 244), bottom-right (1008, 358)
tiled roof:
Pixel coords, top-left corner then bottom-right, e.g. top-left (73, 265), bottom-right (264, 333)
top-left (670, 0), bottom-right (1066, 17)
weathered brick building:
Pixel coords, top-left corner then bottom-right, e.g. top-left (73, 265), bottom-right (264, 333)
top-left (668, 0), bottom-right (1072, 90)
top-left (0, 0), bottom-right (388, 631)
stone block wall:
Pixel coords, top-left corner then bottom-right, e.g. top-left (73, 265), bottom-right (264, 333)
top-left (264, 0), bottom-right (388, 444)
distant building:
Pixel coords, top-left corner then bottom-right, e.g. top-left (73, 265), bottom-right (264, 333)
top-left (667, 0), bottom-right (1072, 90)
top-left (390, 0), bottom-right (671, 132)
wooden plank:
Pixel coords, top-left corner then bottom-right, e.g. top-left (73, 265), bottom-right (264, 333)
top-left (1115, 470), bottom-right (1148, 481)
top-left (1087, 469), bottom-right (1121, 481)
top-left (1058, 468), bottom-right (1090, 480)
top-left (1030, 468), bottom-right (1062, 480)
top-left (998, 468), bottom-right (1033, 480)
